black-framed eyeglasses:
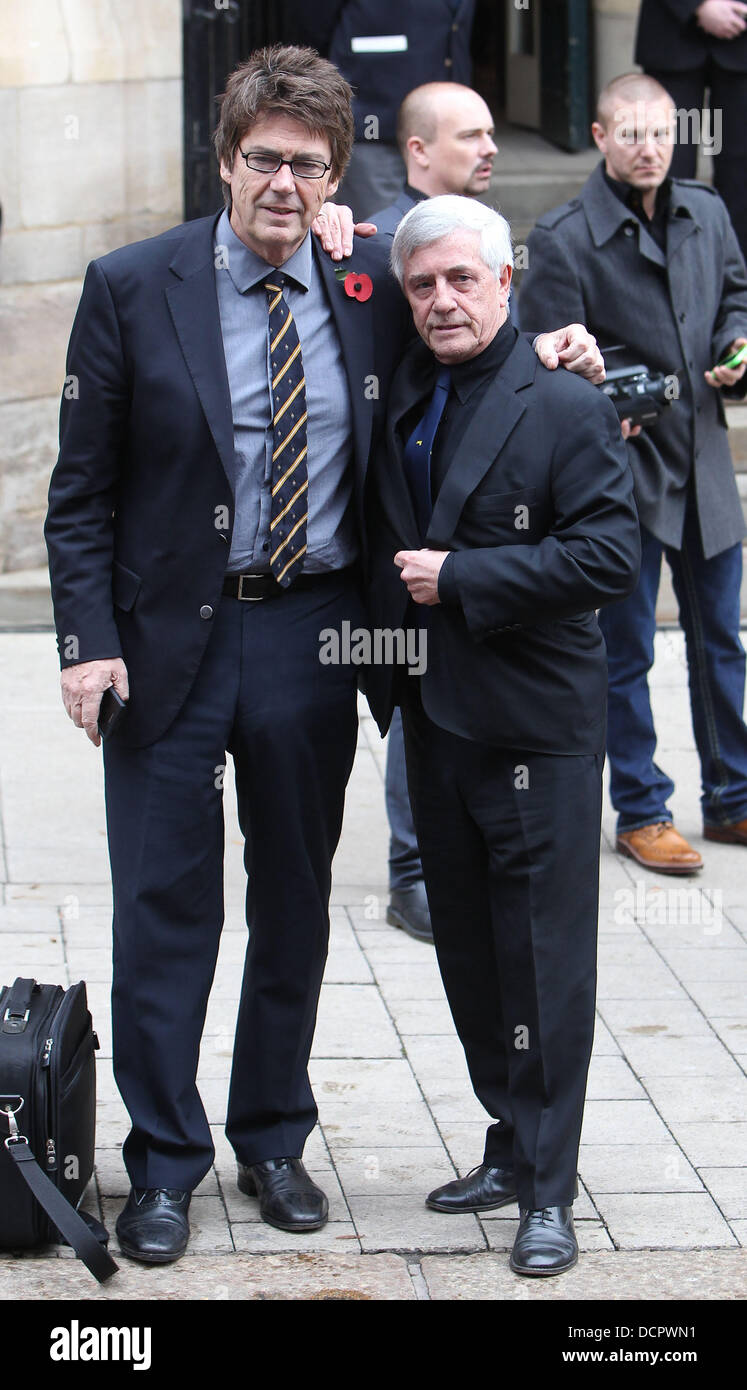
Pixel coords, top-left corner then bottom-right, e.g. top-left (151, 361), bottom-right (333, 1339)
top-left (239, 150), bottom-right (332, 180)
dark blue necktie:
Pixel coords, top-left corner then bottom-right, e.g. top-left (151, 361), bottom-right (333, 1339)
top-left (403, 366), bottom-right (452, 542)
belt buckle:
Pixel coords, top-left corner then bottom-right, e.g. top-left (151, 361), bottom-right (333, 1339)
top-left (237, 574), bottom-right (265, 602)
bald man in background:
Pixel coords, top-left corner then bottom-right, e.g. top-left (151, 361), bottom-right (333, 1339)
top-left (368, 82), bottom-right (500, 943)
top-left (369, 83), bottom-right (498, 233)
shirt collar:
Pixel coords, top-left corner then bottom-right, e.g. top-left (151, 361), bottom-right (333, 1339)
top-left (585, 161), bottom-right (693, 245)
top-left (403, 183), bottom-right (430, 204)
top-left (602, 167), bottom-right (672, 223)
top-left (215, 207), bottom-right (312, 294)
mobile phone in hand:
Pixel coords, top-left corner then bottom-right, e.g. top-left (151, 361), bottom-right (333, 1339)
top-left (97, 686), bottom-right (127, 740)
top-left (712, 343), bottom-right (747, 373)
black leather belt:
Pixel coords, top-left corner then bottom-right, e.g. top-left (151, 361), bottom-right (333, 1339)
top-left (222, 568), bottom-right (353, 601)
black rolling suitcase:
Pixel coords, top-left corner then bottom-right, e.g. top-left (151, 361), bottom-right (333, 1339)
top-left (0, 976), bottom-right (117, 1282)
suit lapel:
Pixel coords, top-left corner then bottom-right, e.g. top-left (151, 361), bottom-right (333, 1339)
top-left (314, 239), bottom-right (376, 494)
top-left (427, 336), bottom-right (536, 544)
top-left (165, 214), bottom-right (235, 487)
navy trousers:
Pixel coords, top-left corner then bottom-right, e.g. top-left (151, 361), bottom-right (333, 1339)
top-left (103, 575), bottom-right (363, 1191)
top-left (402, 686), bottom-right (602, 1209)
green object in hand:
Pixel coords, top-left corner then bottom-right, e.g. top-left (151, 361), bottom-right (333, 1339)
top-left (713, 343), bottom-right (747, 372)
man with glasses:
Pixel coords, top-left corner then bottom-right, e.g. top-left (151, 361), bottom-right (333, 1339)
top-left (45, 44), bottom-right (605, 1263)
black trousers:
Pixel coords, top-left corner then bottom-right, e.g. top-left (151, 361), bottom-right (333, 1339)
top-left (645, 63), bottom-right (747, 262)
top-left (402, 687), bottom-right (603, 1209)
top-left (103, 574), bottom-right (363, 1191)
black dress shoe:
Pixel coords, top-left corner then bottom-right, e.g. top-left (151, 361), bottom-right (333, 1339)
top-left (115, 1188), bottom-right (191, 1264)
top-left (237, 1157), bottom-right (329, 1232)
top-left (426, 1163), bottom-right (517, 1213)
top-left (386, 881), bottom-right (433, 943)
top-left (510, 1205), bottom-right (578, 1277)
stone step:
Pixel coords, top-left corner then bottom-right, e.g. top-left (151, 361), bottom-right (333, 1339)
top-left (483, 122), bottom-right (598, 242)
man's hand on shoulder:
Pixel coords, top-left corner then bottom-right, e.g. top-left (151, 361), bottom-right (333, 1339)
top-left (395, 549), bottom-right (450, 606)
top-left (311, 203), bottom-right (378, 261)
top-left (696, 1), bottom-right (747, 40)
top-left (705, 337), bottom-right (747, 390)
top-left (534, 325), bottom-right (605, 385)
top-left (60, 658), bottom-right (129, 748)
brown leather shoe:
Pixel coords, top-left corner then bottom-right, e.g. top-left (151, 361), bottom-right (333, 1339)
top-left (703, 817), bottom-right (747, 846)
top-left (616, 822), bottom-right (703, 874)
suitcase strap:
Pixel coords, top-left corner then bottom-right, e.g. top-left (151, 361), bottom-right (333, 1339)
top-left (5, 1125), bottom-right (118, 1283)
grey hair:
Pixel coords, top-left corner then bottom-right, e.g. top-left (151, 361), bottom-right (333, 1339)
top-left (390, 195), bottom-right (514, 286)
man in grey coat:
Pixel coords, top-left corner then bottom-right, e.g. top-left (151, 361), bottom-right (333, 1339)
top-left (520, 72), bottom-right (747, 873)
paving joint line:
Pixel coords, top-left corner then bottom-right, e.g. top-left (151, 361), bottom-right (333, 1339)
top-left (407, 1260), bottom-right (430, 1299)
top-left (344, 900), bottom-right (490, 1252)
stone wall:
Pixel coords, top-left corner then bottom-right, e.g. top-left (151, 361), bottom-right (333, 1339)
top-left (592, 0), bottom-right (640, 94)
top-left (0, 0), bottom-right (182, 572)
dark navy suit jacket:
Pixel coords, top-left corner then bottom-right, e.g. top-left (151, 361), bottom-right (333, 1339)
top-left (285, 0), bottom-right (476, 141)
top-left (45, 214), bottom-right (410, 748)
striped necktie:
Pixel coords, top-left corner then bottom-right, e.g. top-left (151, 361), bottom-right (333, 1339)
top-left (402, 366), bottom-right (452, 543)
top-left (265, 274), bottom-right (308, 587)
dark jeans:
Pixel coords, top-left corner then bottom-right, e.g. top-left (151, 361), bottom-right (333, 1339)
top-left (385, 707), bottom-right (423, 891)
top-left (599, 507), bottom-right (747, 831)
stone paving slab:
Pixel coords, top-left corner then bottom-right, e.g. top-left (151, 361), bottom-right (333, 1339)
top-left (420, 1251), bottom-right (747, 1301)
top-left (578, 1145), bottom-right (704, 1194)
top-left (593, 1193), bottom-right (738, 1250)
top-left (0, 1253), bottom-right (417, 1300)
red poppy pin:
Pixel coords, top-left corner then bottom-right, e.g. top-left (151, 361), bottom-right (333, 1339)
top-left (334, 265), bottom-right (373, 302)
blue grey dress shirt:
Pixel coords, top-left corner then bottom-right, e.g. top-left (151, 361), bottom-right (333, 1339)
top-left (214, 208), bottom-right (357, 573)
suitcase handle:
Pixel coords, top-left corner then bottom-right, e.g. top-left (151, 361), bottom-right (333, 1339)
top-left (2, 978), bottom-right (38, 1034)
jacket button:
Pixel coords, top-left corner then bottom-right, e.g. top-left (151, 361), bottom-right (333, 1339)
top-left (444, 57), bottom-right (453, 67)
top-left (624, 225), bottom-right (634, 236)
top-left (200, 605), bottom-right (213, 620)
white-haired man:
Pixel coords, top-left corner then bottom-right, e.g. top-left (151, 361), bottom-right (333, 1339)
top-left (366, 196), bottom-right (641, 1275)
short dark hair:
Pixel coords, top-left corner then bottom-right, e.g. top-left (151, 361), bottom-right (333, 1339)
top-left (595, 72), bottom-right (674, 127)
top-left (214, 45), bottom-right (355, 205)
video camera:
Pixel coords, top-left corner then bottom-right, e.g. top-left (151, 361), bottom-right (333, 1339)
top-left (599, 347), bottom-right (680, 428)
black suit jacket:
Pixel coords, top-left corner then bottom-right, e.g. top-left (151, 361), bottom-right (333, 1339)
top-left (635, 0), bottom-right (747, 71)
top-left (365, 332), bottom-right (641, 752)
top-left (45, 213), bottom-right (410, 748)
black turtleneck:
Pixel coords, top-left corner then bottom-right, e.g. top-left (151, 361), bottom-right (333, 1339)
top-left (431, 317), bottom-right (519, 495)
top-left (428, 317), bottom-right (519, 605)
